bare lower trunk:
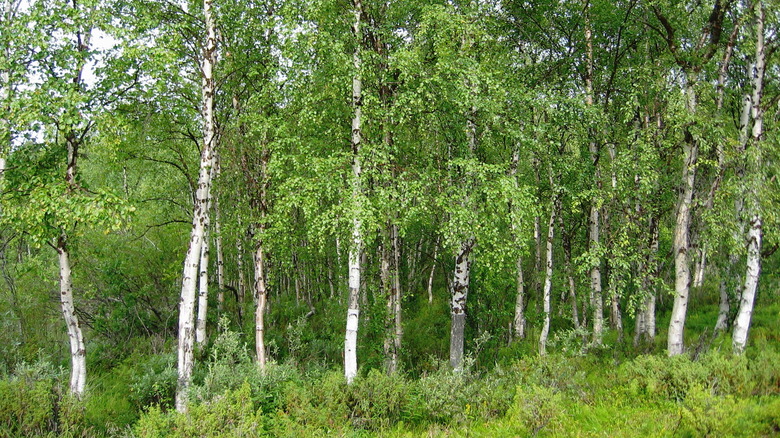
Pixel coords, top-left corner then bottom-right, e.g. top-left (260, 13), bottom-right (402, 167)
top-left (195, 208), bottom-right (211, 345)
top-left (539, 188), bottom-right (558, 356)
top-left (236, 222), bottom-right (246, 326)
top-left (715, 278), bottom-right (730, 331)
top-left (450, 238), bottom-right (473, 369)
top-left (215, 162), bottom-right (225, 313)
top-left (562, 237), bottom-right (579, 330)
top-left (513, 255), bottom-right (526, 339)
top-left (692, 246), bottom-right (706, 288)
top-left (609, 279), bottom-right (623, 341)
top-left (668, 75), bottom-right (699, 357)
top-left (635, 216), bottom-right (659, 345)
top-left (380, 239), bottom-right (393, 370)
top-left (57, 236), bottom-right (86, 397)
top-left (392, 223), bottom-right (402, 372)
top-left (428, 236), bottom-right (439, 304)
top-left (254, 235), bottom-right (268, 368)
top-left (733, 215), bottom-right (762, 353)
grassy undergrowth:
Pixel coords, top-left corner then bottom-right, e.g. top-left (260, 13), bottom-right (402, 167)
top-left (2, 301), bottom-right (779, 437)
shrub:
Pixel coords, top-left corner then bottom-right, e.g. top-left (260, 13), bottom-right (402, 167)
top-left (620, 354), bottom-right (709, 401)
top-left (129, 352), bottom-right (177, 411)
top-left (135, 382), bottom-right (264, 437)
top-left (0, 360), bottom-right (89, 437)
top-left (508, 384), bottom-right (565, 435)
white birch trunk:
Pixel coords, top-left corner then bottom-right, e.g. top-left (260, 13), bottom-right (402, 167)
top-left (450, 238), bottom-right (473, 369)
top-left (176, 0), bottom-right (217, 412)
top-left (733, 215), bottom-right (761, 353)
top-left (344, 0), bottom-right (363, 384)
top-left (636, 216), bottom-right (659, 344)
top-left (539, 176), bottom-right (558, 356)
top-left (236, 219), bottom-right (246, 325)
top-left (427, 235), bottom-right (439, 304)
top-left (392, 223), bottom-right (402, 373)
top-left (733, 1), bottom-right (765, 354)
top-left (195, 225), bottom-right (210, 344)
top-left (513, 255), bottom-right (526, 339)
top-left (562, 234), bottom-right (579, 330)
top-left (196, 164), bottom-right (214, 344)
top-left (254, 233), bottom-right (268, 367)
top-left (715, 276), bottom-right (731, 331)
top-left (215, 160), bottom-right (225, 314)
top-left (667, 74), bottom-right (699, 357)
top-left (509, 148), bottom-right (526, 339)
top-left (692, 247), bottom-right (706, 288)
top-left (584, 9), bottom-right (604, 344)
top-left (57, 236), bottom-right (86, 397)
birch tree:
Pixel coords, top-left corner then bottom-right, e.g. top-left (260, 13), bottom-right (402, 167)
top-left (652, 0), bottom-right (733, 356)
top-left (733, 0), bottom-right (767, 354)
top-left (175, 0), bottom-right (218, 412)
top-left (345, 0), bottom-right (363, 384)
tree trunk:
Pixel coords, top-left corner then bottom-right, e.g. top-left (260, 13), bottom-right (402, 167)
top-left (254, 232), bottom-right (268, 367)
top-left (509, 148), bottom-right (526, 339)
top-left (176, 0), bottom-right (217, 412)
top-left (584, 8), bottom-right (604, 345)
top-left (236, 220), bottom-right (246, 326)
top-left (214, 160), bottom-right (225, 314)
top-left (196, 162), bottom-right (216, 345)
top-left (635, 215), bottom-right (659, 345)
top-left (344, 0), bottom-right (363, 384)
top-left (450, 238), bottom-right (473, 369)
top-left (57, 236), bottom-right (86, 397)
top-left (392, 223), bottom-right (402, 373)
top-left (667, 73), bottom-right (699, 357)
top-left (733, 1), bottom-right (765, 354)
top-left (513, 255), bottom-right (526, 339)
top-left (733, 215), bottom-right (761, 353)
top-left (427, 235), bottom-right (439, 304)
top-left (561, 225), bottom-right (580, 330)
top-left (539, 171), bottom-right (559, 356)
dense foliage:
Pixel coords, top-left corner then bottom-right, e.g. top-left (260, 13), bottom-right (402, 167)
top-left (0, 0), bottom-right (778, 435)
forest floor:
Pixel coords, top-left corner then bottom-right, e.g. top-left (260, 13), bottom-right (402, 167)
top-left (2, 299), bottom-right (779, 437)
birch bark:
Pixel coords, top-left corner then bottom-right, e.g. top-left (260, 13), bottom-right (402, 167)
top-left (176, 0), bottom-right (217, 412)
top-left (57, 2), bottom-right (90, 398)
top-left (509, 148), bottom-right (526, 339)
top-left (733, 0), bottom-right (765, 354)
top-left (344, 0), bottom-right (363, 384)
top-left (196, 160), bottom-right (216, 345)
top-left (539, 167), bottom-right (559, 356)
top-left (584, 8), bottom-right (604, 344)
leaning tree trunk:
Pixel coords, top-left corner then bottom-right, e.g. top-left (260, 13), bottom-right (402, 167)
top-left (344, 0), bottom-right (363, 384)
top-left (57, 235), bottom-right (86, 397)
top-left (733, 1), bottom-right (765, 354)
top-left (176, 0), bottom-right (217, 413)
